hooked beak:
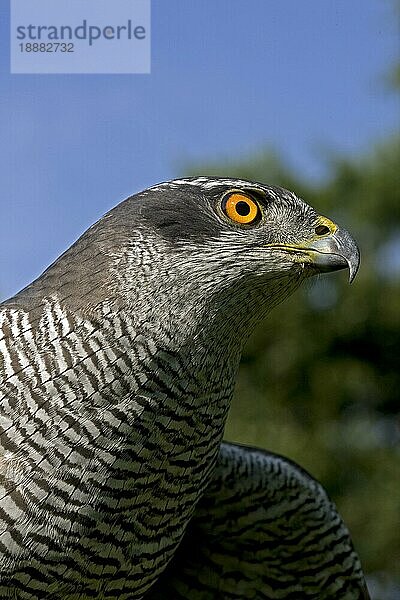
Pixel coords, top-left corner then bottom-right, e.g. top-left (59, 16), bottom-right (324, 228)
top-left (306, 228), bottom-right (360, 283)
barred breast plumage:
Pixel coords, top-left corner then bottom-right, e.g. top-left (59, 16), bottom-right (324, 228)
top-left (0, 177), bottom-right (365, 598)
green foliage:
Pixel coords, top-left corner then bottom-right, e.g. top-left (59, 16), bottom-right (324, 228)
top-left (185, 135), bottom-right (400, 594)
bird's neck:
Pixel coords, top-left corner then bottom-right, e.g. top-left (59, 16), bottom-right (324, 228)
top-left (94, 296), bottom-right (244, 410)
top-left (41, 294), bottom-right (243, 460)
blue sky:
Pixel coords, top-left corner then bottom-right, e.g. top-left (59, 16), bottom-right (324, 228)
top-left (0, 0), bottom-right (398, 299)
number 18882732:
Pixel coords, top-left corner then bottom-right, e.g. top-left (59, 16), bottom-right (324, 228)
top-left (19, 42), bottom-right (74, 52)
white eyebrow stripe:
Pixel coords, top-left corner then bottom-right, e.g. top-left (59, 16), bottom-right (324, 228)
top-left (146, 178), bottom-right (304, 210)
top-left (151, 177), bottom-right (263, 191)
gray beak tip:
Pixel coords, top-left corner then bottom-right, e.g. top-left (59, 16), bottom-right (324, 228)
top-left (308, 227), bottom-right (360, 283)
top-left (343, 234), bottom-right (360, 284)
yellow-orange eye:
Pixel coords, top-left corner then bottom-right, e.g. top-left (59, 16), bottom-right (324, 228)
top-left (223, 193), bottom-right (260, 225)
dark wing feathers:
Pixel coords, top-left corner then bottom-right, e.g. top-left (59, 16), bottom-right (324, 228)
top-left (147, 442), bottom-right (370, 600)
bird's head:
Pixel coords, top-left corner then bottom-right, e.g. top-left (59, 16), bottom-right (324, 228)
top-left (13, 176), bottom-right (359, 348)
top-left (92, 176), bottom-right (360, 341)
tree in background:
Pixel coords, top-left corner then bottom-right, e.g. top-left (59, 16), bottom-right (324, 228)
top-left (185, 133), bottom-right (400, 598)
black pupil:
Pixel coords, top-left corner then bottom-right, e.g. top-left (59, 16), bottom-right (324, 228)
top-left (236, 201), bottom-right (251, 216)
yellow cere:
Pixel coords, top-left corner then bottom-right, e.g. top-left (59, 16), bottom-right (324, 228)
top-left (314, 216), bottom-right (337, 237)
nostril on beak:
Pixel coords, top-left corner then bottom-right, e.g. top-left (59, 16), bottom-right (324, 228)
top-left (315, 225), bottom-right (330, 236)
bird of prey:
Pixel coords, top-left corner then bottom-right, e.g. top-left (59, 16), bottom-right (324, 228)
top-left (0, 177), bottom-right (365, 599)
